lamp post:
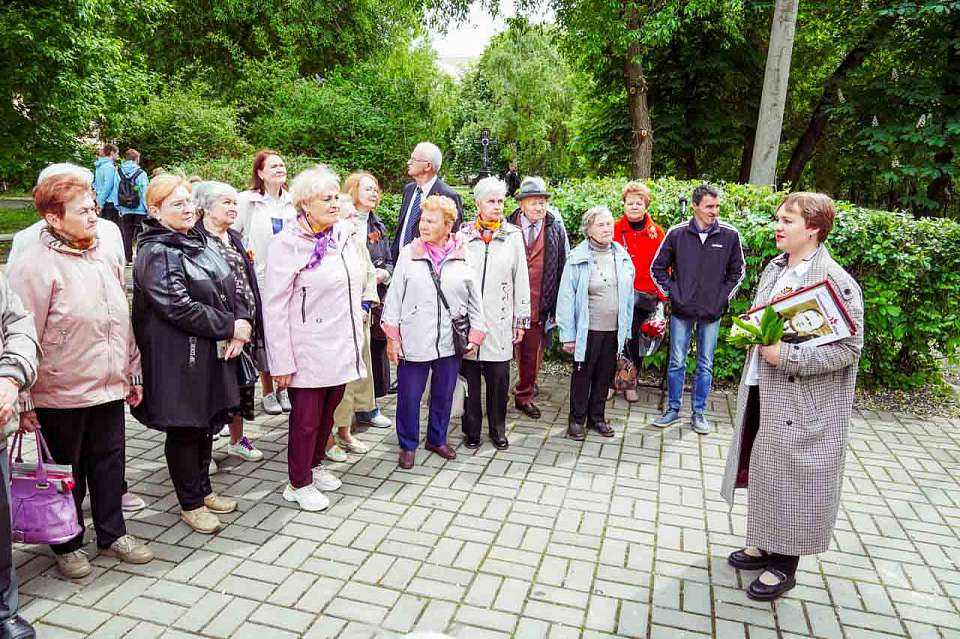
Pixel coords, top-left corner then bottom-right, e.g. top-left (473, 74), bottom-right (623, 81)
top-left (476, 128), bottom-right (498, 178)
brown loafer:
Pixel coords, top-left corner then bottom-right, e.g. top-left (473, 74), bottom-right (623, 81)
top-left (425, 442), bottom-right (457, 460)
top-left (398, 449), bottom-right (415, 469)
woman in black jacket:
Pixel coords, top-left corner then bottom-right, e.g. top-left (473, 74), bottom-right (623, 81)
top-left (194, 181), bottom-right (266, 465)
top-left (342, 172), bottom-right (394, 427)
top-left (133, 174), bottom-right (252, 534)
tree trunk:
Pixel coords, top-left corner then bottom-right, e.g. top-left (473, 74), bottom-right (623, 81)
top-left (749, 0), bottom-right (799, 187)
top-left (781, 14), bottom-right (897, 187)
top-left (739, 126), bottom-right (755, 183)
top-left (921, 15), bottom-right (960, 217)
top-left (624, 44), bottom-right (653, 179)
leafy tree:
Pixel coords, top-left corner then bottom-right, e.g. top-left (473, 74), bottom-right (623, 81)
top-left (0, 0), bottom-right (162, 186)
top-left (447, 19), bottom-right (582, 181)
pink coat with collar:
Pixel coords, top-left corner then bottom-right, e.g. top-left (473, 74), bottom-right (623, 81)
top-left (7, 229), bottom-right (141, 410)
top-left (262, 220), bottom-right (377, 388)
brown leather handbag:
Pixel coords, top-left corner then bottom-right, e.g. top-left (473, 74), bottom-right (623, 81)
top-left (612, 353), bottom-right (638, 391)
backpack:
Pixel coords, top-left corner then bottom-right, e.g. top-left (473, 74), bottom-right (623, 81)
top-left (118, 166), bottom-right (143, 209)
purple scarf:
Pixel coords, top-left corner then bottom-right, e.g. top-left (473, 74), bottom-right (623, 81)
top-left (298, 214), bottom-right (338, 271)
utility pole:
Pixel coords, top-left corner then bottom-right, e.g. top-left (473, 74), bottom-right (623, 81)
top-left (749, 0), bottom-right (800, 187)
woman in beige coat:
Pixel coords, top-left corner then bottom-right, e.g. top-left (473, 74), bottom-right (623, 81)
top-left (720, 192), bottom-right (864, 602)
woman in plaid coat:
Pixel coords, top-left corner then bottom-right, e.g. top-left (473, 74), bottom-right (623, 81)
top-left (720, 192), bottom-right (864, 602)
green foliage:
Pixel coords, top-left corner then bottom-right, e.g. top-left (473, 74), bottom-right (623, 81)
top-left (168, 156), bottom-right (340, 189)
top-left (542, 177), bottom-right (960, 388)
top-left (447, 19), bottom-right (583, 181)
top-left (247, 43), bottom-right (455, 188)
top-left (0, 0), bottom-right (162, 186)
top-left (108, 83), bottom-right (249, 169)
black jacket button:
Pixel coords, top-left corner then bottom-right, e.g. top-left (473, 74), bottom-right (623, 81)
top-left (786, 420), bottom-right (793, 426)
top-left (788, 376), bottom-right (795, 382)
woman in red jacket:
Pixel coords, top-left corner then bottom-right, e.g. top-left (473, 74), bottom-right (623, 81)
top-left (612, 181), bottom-right (666, 402)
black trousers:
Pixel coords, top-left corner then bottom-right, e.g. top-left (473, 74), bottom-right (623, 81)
top-left (370, 337), bottom-right (390, 398)
top-left (768, 553), bottom-right (800, 576)
top-left (0, 450), bottom-right (19, 621)
top-left (35, 401), bottom-right (127, 553)
top-left (569, 330), bottom-right (618, 425)
top-left (626, 300), bottom-right (655, 369)
top-left (120, 214), bottom-right (144, 264)
top-left (460, 359), bottom-right (509, 441)
top-left (100, 202), bottom-right (120, 225)
top-left (164, 428), bottom-right (214, 511)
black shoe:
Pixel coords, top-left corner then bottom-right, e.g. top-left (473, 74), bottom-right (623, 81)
top-left (387, 381), bottom-right (399, 395)
top-left (566, 421), bottom-right (586, 441)
top-left (0, 616), bottom-right (36, 639)
top-left (490, 436), bottom-right (509, 450)
top-left (588, 420), bottom-right (615, 437)
top-left (464, 437), bottom-right (481, 449)
top-left (728, 548), bottom-right (769, 571)
top-left (515, 401), bottom-right (541, 419)
top-left (746, 568), bottom-right (796, 601)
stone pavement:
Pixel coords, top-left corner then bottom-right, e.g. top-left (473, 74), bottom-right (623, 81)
top-left (12, 375), bottom-right (960, 638)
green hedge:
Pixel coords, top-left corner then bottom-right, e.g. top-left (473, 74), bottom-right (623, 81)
top-left (540, 177), bottom-right (960, 389)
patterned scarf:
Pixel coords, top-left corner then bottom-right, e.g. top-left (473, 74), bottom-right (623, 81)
top-left (43, 225), bottom-right (98, 253)
top-left (298, 214), bottom-right (337, 271)
top-left (475, 216), bottom-right (502, 244)
top-left (423, 236), bottom-right (457, 272)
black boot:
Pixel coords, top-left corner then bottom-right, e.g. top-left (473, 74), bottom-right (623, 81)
top-left (1, 616), bottom-right (36, 639)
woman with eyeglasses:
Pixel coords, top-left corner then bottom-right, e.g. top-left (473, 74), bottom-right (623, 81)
top-left (9, 173), bottom-right (154, 580)
top-left (132, 174), bottom-right (251, 535)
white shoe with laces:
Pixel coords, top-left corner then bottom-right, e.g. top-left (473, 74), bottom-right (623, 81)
top-left (312, 465), bottom-right (342, 491)
top-left (226, 436), bottom-right (263, 461)
top-left (325, 445), bottom-right (347, 463)
top-left (283, 483), bottom-right (329, 511)
top-left (262, 392), bottom-right (283, 415)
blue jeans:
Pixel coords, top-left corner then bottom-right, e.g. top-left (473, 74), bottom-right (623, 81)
top-left (666, 316), bottom-right (720, 414)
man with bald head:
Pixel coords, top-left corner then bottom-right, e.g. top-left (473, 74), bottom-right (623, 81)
top-left (390, 142), bottom-right (464, 262)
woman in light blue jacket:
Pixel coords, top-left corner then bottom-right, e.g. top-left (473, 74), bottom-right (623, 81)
top-left (556, 206), bottom-right (635, 441)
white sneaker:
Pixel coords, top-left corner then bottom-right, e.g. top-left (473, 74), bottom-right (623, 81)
top-left (226, 436), bottom-right (263, 461)
top-left (209, 458), bottom-right (218, 475)
top-left (312, 465), bottom-right (342, 491)
top-left (278, 389), bottom-right (292, 413)
top-left (325, 445), bottom-right (347, 463)
top-left (367, 412), bottom-right (392, 428)
top-left (282, 483), bottom-right (329, 511)
top-left (262, 392), bottom-right (283, 415)
top-left (219, 425), bottom-right (230, 437)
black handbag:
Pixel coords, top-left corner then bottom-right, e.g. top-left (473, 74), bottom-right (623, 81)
top-left (425, 262), bottom-right (471, 356)
top-left (237, 347), bottom-right (259, 388)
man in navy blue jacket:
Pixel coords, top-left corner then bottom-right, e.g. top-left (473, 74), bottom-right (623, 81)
top-left (651, 184), bottom-right (745, 434)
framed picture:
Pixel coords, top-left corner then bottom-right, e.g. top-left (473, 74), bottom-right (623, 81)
top-left (741, 279), bottom-right (858, 347)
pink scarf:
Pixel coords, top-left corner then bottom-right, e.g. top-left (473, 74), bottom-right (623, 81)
top-left (422, 236), bottom-right (457, 272)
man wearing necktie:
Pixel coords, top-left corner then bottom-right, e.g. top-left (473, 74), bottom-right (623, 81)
top-left (391, 142), bottom-right (464, 262)
top-left (505, 176), bottom-right (568, 419)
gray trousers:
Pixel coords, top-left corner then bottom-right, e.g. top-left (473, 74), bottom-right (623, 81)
top-left (0, 447), bottom-right (20, 621)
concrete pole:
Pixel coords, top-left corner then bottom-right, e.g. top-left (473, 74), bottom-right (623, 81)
top-left (749, 0), bottom-right (800, 187)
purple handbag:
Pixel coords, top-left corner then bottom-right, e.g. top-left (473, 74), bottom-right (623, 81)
top-left (8, 431), bottom-right (82, 545)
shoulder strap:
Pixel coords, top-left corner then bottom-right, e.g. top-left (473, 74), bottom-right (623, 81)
top-left (424, 261), bottom-right (452, 313)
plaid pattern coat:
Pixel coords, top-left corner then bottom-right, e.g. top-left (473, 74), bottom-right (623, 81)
top-left (720, 247), bottom-right (864, 555)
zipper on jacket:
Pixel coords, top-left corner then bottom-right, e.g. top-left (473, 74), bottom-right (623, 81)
top-left (188, 336), bottom-right (197, 367)
top-left (340, 253), bottom-right (362, 378)
top-left (435, 274), bottom-right (442, 359)
top-left (300, 287), bottom-right (307, 324)
top-left (476, 243), bottom-right (490, 360)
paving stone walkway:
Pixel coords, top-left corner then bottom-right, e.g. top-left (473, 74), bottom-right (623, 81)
top-left (12, 375), bottom-right (960, 639)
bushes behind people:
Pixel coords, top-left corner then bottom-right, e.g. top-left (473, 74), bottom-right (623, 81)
top-left (544, 177), bottom-right (960, 390)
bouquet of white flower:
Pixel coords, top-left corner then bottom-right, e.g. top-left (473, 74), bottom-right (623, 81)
top-left (728, 305), bottom-right (784, 349)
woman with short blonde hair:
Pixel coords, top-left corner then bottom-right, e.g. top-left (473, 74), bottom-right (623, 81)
top-left (262, 167), bottom-right (377, 511)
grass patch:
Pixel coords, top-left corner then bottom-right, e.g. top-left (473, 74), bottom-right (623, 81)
top-left (0, 208), bottom-right (36, 235)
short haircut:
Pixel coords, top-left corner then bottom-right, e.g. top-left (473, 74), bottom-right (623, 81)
top-left (101, 143), bottom-right (118, 156)
top-left (192, 181), bottom-right (238, 214)
top-left (342, 171), bottom-right (380, 205)
top-left (33, 174), bottom-right (92, 220)
top-left (421, 195), bottom-right (457, 226)
top-left (779, 192), bottom-right (836, 243)
top-left (692, 184), bottom-right (719, 205)
top-left (289, 165), bottom-right (340, 213)
top-left (251, 148), bottom-right (284, 194)
top-left (622, 181), bottom-right (652, 205)
top-left (146, 173), bottom-right (192, 212)
top-left (36, 163), bottom-right (93, 186)
top-left (416, 142), bottom-right (443, 173)
top-left (581, 205), bottom-right (613, 237)
top-left (124, 148), bottom-right (141, 162)
top-left (473, 176), bottom-right (507, 201)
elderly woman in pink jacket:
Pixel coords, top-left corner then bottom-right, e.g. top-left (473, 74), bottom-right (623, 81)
top-left (9, 173), bottom-right (154, 581)
top-left (262, 166), bottom-right (377, 512)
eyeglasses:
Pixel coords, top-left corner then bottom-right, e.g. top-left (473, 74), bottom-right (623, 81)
top-left (408, 157), bottom-right (429, 164)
